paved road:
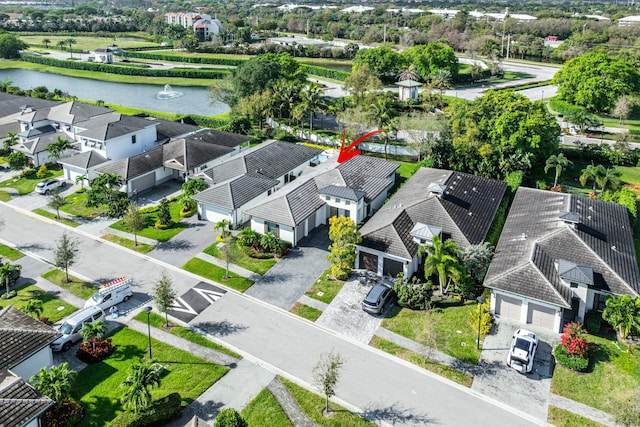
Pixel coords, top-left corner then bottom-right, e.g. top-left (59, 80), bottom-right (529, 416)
top-left (0, 203), bottom-right (542, 426)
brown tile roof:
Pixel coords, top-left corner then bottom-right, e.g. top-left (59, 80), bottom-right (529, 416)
top-left (0, 374), bottom-right (54, 427)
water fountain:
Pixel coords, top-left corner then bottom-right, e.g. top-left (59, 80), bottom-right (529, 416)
top-left (156, 84), bottom-right (183, 100)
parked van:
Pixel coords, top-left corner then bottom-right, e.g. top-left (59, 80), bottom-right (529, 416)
top-left (84, 277), bottom-right (133, 311)
top-left (51, 306), bottom-right (106, 352)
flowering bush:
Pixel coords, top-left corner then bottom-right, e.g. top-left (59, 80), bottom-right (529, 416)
top-left (560, 322), bottom-right (589, 357)
top-left (76, 338), bottom-right (114, 364)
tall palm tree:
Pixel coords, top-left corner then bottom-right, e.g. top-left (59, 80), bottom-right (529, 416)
top-left (596, 167), bottom-right (622, 193)
top-left (423, 236), bottom-right (465, 295)
top-left (42, 38), bottom-right (50, 48)
top-left (30, 362), bottom-right (77, 403)
top-left (80, 320), bottom-right (108, 351)
top-left (299, 85), bottom-right (326, 132)
top-left (397, 64), bottom-right (421, 82)
top-left (579, 163), bottom-right (606, 195)
top-left (65, 38), bottom-right (76, 58)
top-left (120, 359), bottom-right (161, 413)
top-left (544, 153), bottom-right (572, 188)
top-left (57, 40), bottom-right (66, 51)
top-left (214, 219), bottom-right (231, 239)
top-left (430, 69), bottom-right (452, 104)
top-left (46, 136), bottom-right (73, 162)
top-left (0, 261), bottom-right (20, 296)
top-left (368, 95), bottom-right (395, 159)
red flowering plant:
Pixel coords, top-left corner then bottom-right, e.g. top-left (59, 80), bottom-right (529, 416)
top-left (560, 322), bottom-right (589, 357)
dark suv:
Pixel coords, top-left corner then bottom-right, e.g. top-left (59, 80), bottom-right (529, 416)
top-left (362, 283), bottom-right (393, 314)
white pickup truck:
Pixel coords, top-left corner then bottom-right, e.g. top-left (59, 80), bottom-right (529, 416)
top-left (84, 277), bottom-right (133, 311)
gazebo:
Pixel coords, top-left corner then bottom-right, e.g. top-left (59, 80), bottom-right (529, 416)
top-left (396, 79), bottom-right (422, 101)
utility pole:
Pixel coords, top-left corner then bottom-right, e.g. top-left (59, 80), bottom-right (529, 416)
top-left (506, 34), bottom-right (511, 60)
top-left (383, 24), bottom-right (387, 43)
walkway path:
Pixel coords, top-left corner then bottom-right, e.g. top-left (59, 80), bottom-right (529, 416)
top-left (549, 394), bottom-right (616, 427)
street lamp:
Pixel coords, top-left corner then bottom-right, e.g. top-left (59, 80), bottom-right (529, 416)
top-left (144, 306), bottom-right (153, 359)
top-left (476, 296), bottom-right (486, 350)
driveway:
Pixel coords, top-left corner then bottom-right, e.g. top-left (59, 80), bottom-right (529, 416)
top-left (244, 226), bottom-right (330, 310)
top-left (472, 318), bottom-right (559, 421)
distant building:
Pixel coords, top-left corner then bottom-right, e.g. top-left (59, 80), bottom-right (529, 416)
top-left (396, 80), bottom-right (422, 101)
top-left (618, 15), bottom-right (640, 27)
top-left (164, 12), bottom-right (223, 42)
top-left (428, 9), bottom-right (460, 20)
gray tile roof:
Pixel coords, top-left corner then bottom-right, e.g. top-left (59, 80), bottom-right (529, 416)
top-left (336, 155), bottom-right (399, 179)
top-left (153, 120), bottom-right (200, 142)
top-left (77, 114), bottom-right (156, 141)
top-left (57, 150), bottom-right (108, 169)
top-left (0, 374), bottom-right (54, 427)
top-left (193, 174), bottom-right (279, 210)
top-left (0, 306), bottom-right (61, 371)
top-left (0, 93), bottom-right (57, 119)
top-left (359, 168), bottom-right (506, 259)
top-left (318, 185), bottom-right (365, 201)
top-left (162, 138), bottom-right (234, 172)
top-left (185, 129), bottom-right (252, 148)
top-left (47, 101), bottom-right (112, 125)
top-left (18, 125), bottom-right (56, 139)
top-left (96, 145), bottom-right (163, 180)
top-left (484, 187), bottom-right (640, 308)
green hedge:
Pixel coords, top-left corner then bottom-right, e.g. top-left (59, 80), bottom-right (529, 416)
top-left (549, 98), bottom-right (585, 116)
top-left (302, 64), bottom-right (349, 81)
top-left (553, 344), bottom-right (589, 372)
top-left (19, 54), bottom-right (229, 79)
top-left (125, 51), bottom-right (244, 66)
top-left (109, 392), bottom-right (182, 427)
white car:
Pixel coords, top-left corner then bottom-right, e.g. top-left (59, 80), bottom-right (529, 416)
top-left (35, 178), bottom-right (64, 194)
top-left (506, 329), bottom-right (538, 374)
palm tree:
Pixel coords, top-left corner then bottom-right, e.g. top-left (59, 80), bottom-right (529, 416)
top-left (80, 320), bottom-right (108, 351)
top-left (120, 359), bottom-right (161, 413)
top-left (47, 136), bottom-right (73, 162)
top-left (368, 95), bottom-right (394, 159)
top-left (423, 236), bottom-right (465, 295)
top-left (65, 38), bottom-right (76, 58)
top-left (602, 295), bottom-right (640, 340)
top-left (299, 85), bottom-right (326, 132)
top-left (30, 362), bottom-right (77, 403)
top-left (42, 38), bottom-right (50, 48)
top-left (214, 219), bottom-right (231, 239)
top-left (430, 69), bottom-right (452, 104)
top-left (544, 153), bottom-right (572, 188)
top-left (579, 163), bottom-right (606, 195)
top-left (75, 174), bottom-right (87, 189)
top-left (57, 40), bottom-right (66, 51)
top-left (260, 231), bottom-right (282, 256)
top-left (0, 261), bottom-right (20, 296)
top-left (3, 131), bottom-right (17, 152)
top-left (397, 64), bottom-right (421, 82)
top-left (22, 298), bottom-right (43, 318)
top-left (596, 167), bottom-right (622, 193)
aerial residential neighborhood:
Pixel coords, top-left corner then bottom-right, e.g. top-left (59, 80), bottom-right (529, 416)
top-left (1, 1), bottom-right (640, 427)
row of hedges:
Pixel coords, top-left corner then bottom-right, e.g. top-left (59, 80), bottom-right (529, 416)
top-left (125, 50), bottom-right (244, 66)
top-left (549, 98), bottom-right (586, 116)
top-left (19, 54), bottom-right (229, 79)
top-left (302, 64), bottom-right (349, 81)
top-left (109, 392), bottom-right (182, 427)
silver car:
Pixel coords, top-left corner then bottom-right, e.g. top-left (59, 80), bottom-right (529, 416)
top-left (35, 178), bottom-right (64, 194)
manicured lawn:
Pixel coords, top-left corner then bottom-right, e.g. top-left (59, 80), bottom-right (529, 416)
top-left (102, 234), bottom-right (155, 254)
top-left (20, 35), bottom-right (159, 51)
top-left (290, 302), bottom-right (323, 321)
top-left (32, 208), bottom-right (80, 227)
top-left (370, 336), bottom-right (473, 387)
top-left (109, 201), bottom-right (188, 242)
top-left (0, 244), bottom-right (24, 261)
top-left (71, 327), bottom-right (229, 427)
top-left (304, 268), bottom-right (344, 304)
top-left (204, 242), bottom-right (277, 275)
top-left (0, 190), bottom-right (10, 201)
top-left (60, 191), bottom-right (107, 219)
top-left (547, 406), bottom-right (607, 427)
top-left (551, 334), bottom-right (640, 415)
top-left (182, 258), bottom-right (254, 292)
top-left (133, 311), bottom-right (241, 359)
top-left (42, 269), bottom-right (97, 300)
top-left (0, 168), bottom-right (63, 195)
top-left (241, 388), bottom-right (293, 427)
top-left (381, 301), bottom-right (482, 365)
top-left (4, 283), bottom-right (77, 323)
top-left (280, 378), bottom-right (375, 426)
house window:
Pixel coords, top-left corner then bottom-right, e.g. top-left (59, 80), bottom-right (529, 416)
top-left (265, 221), bottom-right (279, 237)
top-left (345, 200), bottom-right (350, 205)
top-left (570, 282), bottom-right (578, 288)
top-left (336, 198), bottom-right (341, 203)
top-left (325, 196), bottom-right (330, 201)
top-left (595, 294), bottom-right (610, 312)
top-left (131, 135), bottom-right (137, 144)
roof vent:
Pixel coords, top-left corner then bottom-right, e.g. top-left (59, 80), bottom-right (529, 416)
top-left (521, 233), bottom-right (527, 240)
top-left (472, 187), bottom-right (477, 192)
top-left (559, 211), bottom-right (580, 228)
top-left (427, 183), bottom-right (446, 198)
top-left (611, 245), bottom-right (617, 252)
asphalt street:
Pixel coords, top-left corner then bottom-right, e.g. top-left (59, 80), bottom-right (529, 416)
top-left (0, 203), bottom-right (542, 426)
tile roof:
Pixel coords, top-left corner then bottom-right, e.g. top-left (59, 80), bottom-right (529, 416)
top-left (17, 125), bottom-right (56, 139)
top-left (95, 145), bottom-right (163, 180)
top-left (318, 185), bottom-right (365, 201)
top-left (153, 119), bottom-right (200, 142)
top-left (162, 138), bottom-right (234, 172)
top-left (46, 101), bottom-right (113, 125)
top-left (0, 374), bottom-right (54, 427)
top-left (184, 129), bottom-right (252, 148)
top-left (0, 306), bottom-right (61, 371)
top-left (57, 150), bottom-right (108, 169)
top-left (484, 187), bottom-right (640, 307)
top-left (77, 114), bottom-right (156, 141)
top-left (359, 168), bottom-right (506, 259)
top-left (0, 93), bottom-right (57, 119)
top-left (193, 173), bottom-right (278, 210)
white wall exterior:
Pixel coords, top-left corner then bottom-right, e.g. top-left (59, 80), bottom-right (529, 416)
top-left (323, 195), bottom-right (363, 224)
top-left (250, 218), bottom-right (296, 244)
top-left (355, 246), bottom-right (413, 279)
top-left (10, 346), bottom-right (54, 381)
top-left (490, 290), bottom-right (563, 333)
top-left (77, 125), bottom-right (157, 161)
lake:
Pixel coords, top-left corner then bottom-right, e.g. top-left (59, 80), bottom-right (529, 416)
top-left (0, 69), bottom-right (230, 117)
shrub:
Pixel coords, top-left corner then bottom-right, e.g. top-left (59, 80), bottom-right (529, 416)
top-left (468, 300), bottom-right (493, 334)
top-left (36, 164), bottom-right (48, 178)
top-left (19, 168), bottom-right (36, 179)
top-left (109, 392), bottom-right (182, 427)
top-left (154, 220), bottom-right (173, 230)
top-left (41, 398), bottom-right (83, 427)
top-left (214, 408), bottom-right (248, 427)
top-left (237, 228), bottom-right (260, 249)
top-left (393, 279), bottom-right (431, 310)
top-left (76, 338), bottom-right (114, 364)
top-left (560, 322), bottom-right (589, 357)
top-left (584, 310), bottom-right (602, 334)
top-left (1, 290), bottom-right (17, 299)
top-left (504, 171), bottom-right (523, 193)
top-left (553, 343), bottom-right (589, 372)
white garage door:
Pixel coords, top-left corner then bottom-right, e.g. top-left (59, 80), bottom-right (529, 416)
top-left (527, 303), bottom-right (556, 330)
top-left (495, 294), bottom-right (522, 320)
top-left (130, 173), bottom-right (156, 194)
top-left (202, 205), bottom-right (230, 224)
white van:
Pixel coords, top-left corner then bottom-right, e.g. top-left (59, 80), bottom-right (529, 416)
top-left (84, 277), bottom-right (133, 311)
top-left (51, 306), bottom-right (106, 352)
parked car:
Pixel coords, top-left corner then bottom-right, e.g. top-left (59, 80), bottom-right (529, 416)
top-left (507, 329), bottom-right (539, 374)
top-left (362, 283), bottom-right (394, 315)
top-left (35, 178), bottom-right (65, 194)
top-left (50, 306), bottom-right (106, 352)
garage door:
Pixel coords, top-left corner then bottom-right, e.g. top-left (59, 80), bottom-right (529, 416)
top-left (359, 251), bottom-right (378, 273)
top-left (495, 294), bottom-right (522, 320)
top-left (130, 173), bottom-right (155, 194)
top-left (383, 258), bottom-right (403, 278)
top-left (527, 303), bottom-right (556, 330)
top-left (202, 205), bottom-right (230, 224)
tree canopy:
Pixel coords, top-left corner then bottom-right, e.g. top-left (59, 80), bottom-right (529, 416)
top-left (553, 52), bottom-right (640, 113)
top-left (353, 45), bottom-right (402, 84)
top-left (0, 33), bottom-right (27, 59)
top-left (401, 42), bottom-right (458, 81)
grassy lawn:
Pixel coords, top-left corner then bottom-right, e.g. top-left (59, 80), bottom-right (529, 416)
top-left (547, 406), bottom-right (607, 427)
top-left (0, 190), bottom-right (10, 201)
top-left (0, 168), bottom-right (63, 195)
top-left (551, 334), bottom-right (640, 415)
top-left (381, 301), bottom-right (482, 365)
top-left (71, 327), bottom-right (229, 427)
top-left (241, 388), bottom-right (293, 427)
top-left (304, 268), bottom-right (344, 304)
top-left (109, 201), bottom-right (188, 242)
top-left (0, 244), bottom-right (24, 261)
top-left (204, 241), bottom-right (277, 275)
top-left (60, 190), bottom-right (107, 219)
top-left (182, 258), bottom-right (254, 292)
top-left (280, 377), bottom-right (375, 427)
top-left (20, 35), bottom-right (159, 51)
top-left (42, 269), bottom-right (97, 300)
top-left (133, 311), bottom-right (241, 359)
top-left (32, 208), bottom-right (80, 227)
top-left (290, 302), bottom-right (323, 321)
top-left (370, 336), bottom-right (473, 387)
top-left (3, 283), bottom-right (77, 322)
top-left (101, 234), bottom-right (155, 254)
